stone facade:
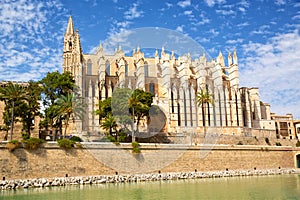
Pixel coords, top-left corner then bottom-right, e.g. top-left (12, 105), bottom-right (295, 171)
top-left (63, 16), bottom-right (275, 137)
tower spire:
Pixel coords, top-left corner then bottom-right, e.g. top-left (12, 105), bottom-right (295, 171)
top-left (65, 15), bottom-right (75, 35)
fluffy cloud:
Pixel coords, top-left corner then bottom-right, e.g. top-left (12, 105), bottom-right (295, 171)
top-left (240, 30), bottom-right (300, 117)
top-left (177, 0), bottom-right (191, 8)
top-left (0, 0), bottom-right (64, 81)
top-left (124, 3), bottom-right (144, 20)
top-left (204, 0), bottom-right (226, 7)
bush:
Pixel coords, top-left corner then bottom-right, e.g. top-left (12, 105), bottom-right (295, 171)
top-left (6, 140), bottom-right (20, 152)
top-left (22, 132), bottom-right (30, 140)
top-left (265, 137), bottom-right (270, 145)
top-left (22, 138), bottom-right (45, 150)
top-left (69, 136), bottom-right (83, 142)
top-left (275, 142), bottom-right (282, 146)
top-left (296, 140), bottom-right (300, 147)
top-left (57, 138), bottom-right (74, 149)
top-left (132, 141), bottom-right (141, 153)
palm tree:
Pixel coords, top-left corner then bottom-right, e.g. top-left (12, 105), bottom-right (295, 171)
top-left (54, 93), bottom-right (84, 137)
top-left (100, 114), bottom-right (118, 140)
top-left (196, 89), bottom-right (213, 137)
top-left (0, 82), bottom-right (27, 140)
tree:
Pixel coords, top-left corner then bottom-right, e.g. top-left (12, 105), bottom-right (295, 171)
top-left (96, 97), bottom-right (112, 120)
top-left (99, 88), bottom-right (153, 142)
top-left (53, 93), bottom-right (84, 137)
top-left (196, 89), bottom-right (213, 137)
top-left (19, 81), bottom-right (42, 136)
top-left (39, 71), bottom-right (75, 132)
top-left (100, 114), bottom-right (118, 140)
top-left (0, 82), bottom-right (27, 140)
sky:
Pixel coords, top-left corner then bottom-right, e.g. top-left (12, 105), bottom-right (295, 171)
top-left (0, 0), bottom-right (300, 118)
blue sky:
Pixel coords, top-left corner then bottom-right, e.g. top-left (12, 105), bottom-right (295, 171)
top-left (0, 0), bottom-right (300, 118)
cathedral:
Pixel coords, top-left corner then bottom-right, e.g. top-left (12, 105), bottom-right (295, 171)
top-left (63, 16), bottom-right (276, 138)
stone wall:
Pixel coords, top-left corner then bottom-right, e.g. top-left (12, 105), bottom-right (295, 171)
top-left (0, 142), bottom-right (299, 180)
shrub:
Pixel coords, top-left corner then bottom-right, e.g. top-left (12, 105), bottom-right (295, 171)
top-left (57, 138), bottom-right (75, 149)
top-left (22, 132), bottom-right (30, 140)
top-left (6, 140), bottom-right (20, 152)
top-left (275, 142), bottom-right (282, 146)
top-left (237, 141), bottom-right (243, 145)
top-left (132, 141), bottom-right (141, 153)
top-left (69, 136), bottom-right (83, 142)
top-left (265, 137), bottom-right (270, 145)
top-left (296, 140), bottom-right (300, 147)
top-left (22, 138), bottom-right (45, 150)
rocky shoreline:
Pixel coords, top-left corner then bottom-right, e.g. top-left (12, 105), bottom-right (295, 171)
top-left (0, 168), bottom-right (297, 190)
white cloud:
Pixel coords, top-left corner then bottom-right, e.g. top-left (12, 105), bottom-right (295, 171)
top-left (275, 0), bottom-right (286, 6)
top-left (250, 25), bottom-right (271, 35)
top-left (124, 3), bottom-right (144, 20)
top-left (208, 28), bottom-right (219, 36)
top-left (177, 0), bottom-right (191, 8)
top-left (240, 30), bottom-right (300, 118)
top-left (0, 0), bottom-right (64, 81)
top-left (176, 25), bottom-right (184, 32)
top-left (184, 10), bottom-right (193, 15)
top-left (226, 38), bottom-right (244, 44)
top-left (204, 0), bottom-right (226, 7)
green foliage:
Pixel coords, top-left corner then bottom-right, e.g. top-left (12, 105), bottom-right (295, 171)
top-left (275, 142), bottom-right (282, 146)
top-left (9, 139), bottom-right (19, 145)
top-left (53, 93), bottom-right (85, 136)
top-left (132, 141), bottom-right (141, 153)
top-left (22, 132), bottom-right (30, 140)
top-left (96, 97), bottom-right (112, 120)
top-left (57, 138), bottom-right (75, 149)
top-left (265, 137), bottom-right (270, 145)
top-left (196, 89), bottom-right (214, 107)
top-left (0, 82), bottom-right (27, 140)
top-left (22, 137), bottom-right (45, 150)
top-left (19, 81), bottom-right (42, 135)
top-left (69, 136), bottom-right (83, 142)
top-left (296, 140), bottom-right (300, 147)
top-left (101, 114), bottom-right (117, 137)
top-left (39, 71), bottom-right (76, 131)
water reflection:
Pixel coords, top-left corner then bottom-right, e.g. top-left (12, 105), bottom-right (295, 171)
top-left (1, 174), bottom-right (300, 200)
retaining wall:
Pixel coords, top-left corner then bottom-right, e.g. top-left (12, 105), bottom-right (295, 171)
top-left (0, 142), bottom-right (299, 180)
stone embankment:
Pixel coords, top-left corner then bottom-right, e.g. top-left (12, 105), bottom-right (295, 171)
top-left (0, 168), bottom-right (297, 190)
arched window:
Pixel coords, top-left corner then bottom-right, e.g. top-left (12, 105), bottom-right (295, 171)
top-left (125, 64), bottom-right (128, 77)
top-left (149, 83), bottom-right (155, 95)
top-left (87, 60), bottom-right (92, 75)
top-left (144, 62), bottom-right (149, 77)
top-left (105, 61), bottom-right (110, 76)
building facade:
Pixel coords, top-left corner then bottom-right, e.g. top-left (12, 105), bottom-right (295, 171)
top-left (63, 16), bottom-right (276, 137)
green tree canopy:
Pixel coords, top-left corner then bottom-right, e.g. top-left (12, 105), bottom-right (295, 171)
top-left (0, 82), bottom-right (27, 140)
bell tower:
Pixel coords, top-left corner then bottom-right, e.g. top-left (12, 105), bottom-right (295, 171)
top-left (63, 15), bottom-right (83, 76)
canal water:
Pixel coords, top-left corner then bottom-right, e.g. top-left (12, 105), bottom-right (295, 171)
top-left (1, 174), bottom-right (300, 200)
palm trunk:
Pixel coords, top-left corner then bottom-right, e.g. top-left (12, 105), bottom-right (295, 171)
top-left (64, 117), bottom-right (69, 138)
top-left (203, 104), bottom-right (207, 137)
top-left (132, 107), bottom-right (135, 142)
top-left (10, 101), bottom-right (14, 141)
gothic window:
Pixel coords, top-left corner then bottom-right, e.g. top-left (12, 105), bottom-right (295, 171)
top-left (87, 60), bottom-right (92, 75)
top-left (68, 41), bottom-right (72, 50)
top-left (125, 64), bottom-right (128, 76)
top-left (149, 83), bottom-right (155, 95)
top-left (105, 61), bottom-right (110, 76)
top-left (171, 89), bottom-right (174, 113)
top-left (144, 62), bottom-right (149, 77)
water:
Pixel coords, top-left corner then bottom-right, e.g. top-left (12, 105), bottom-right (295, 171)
top-left (1, 174), bottom-right (300, 200)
